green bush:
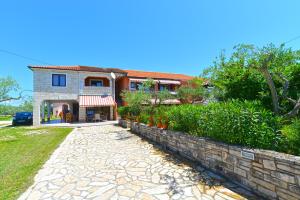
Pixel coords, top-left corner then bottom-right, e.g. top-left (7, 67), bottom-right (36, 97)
top-left (123, 99), bottom-right (299, 155)
top-left (166, 100), bottom-right (284, 151)
top-left (281, 119), bottom-right (300, 155)
top-left (139, 112), bottom-right (150, 124)
top-left (118, 106), bottom-right (129, 119)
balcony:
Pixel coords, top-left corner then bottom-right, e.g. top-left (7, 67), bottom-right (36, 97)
top-left (80, 86), bottom-right (112, 95)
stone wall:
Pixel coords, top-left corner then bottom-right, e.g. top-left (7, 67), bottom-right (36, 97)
top-left (119, 119), bottom-right (300, 200)
top-left (32, 68), bottom-right (117, 125)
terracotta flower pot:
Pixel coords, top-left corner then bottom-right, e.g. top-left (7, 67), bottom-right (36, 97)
top-left (157, 117), bottom-right (163, 128)
top-left (162, 123), bottom-right (168, 129)
top-left (162, 117), bottom-right (169, 129)
top-left (148, 116), bottom-right (154, 127)
top-left (157, 122), bottom-right (163, 128)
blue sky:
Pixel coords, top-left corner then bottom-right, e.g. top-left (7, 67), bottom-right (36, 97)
top-left (1, 0), bottom-right (300, 92)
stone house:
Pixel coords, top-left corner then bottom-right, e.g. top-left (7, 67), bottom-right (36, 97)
top-left (29, 65), bottom-right (193, 125)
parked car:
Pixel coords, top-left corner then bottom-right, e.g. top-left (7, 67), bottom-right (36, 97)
top-left (12, 112), bottom-right (33, 126)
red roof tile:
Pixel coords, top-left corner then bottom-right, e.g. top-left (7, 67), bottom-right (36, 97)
top-left (28, 65), bottom-right (194, 81)
top-left (28, 65), bottom-right (127, 74)
top-left (124, 70), bottom-right (194, 81)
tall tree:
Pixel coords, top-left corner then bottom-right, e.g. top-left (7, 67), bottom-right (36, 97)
top-left (0, 77), bottom-right (21, 102)
top-left (204, 44), bottom-right (300, 118)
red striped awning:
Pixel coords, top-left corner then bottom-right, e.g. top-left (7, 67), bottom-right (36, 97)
top-left (79, 95), bottom-right (115, 107)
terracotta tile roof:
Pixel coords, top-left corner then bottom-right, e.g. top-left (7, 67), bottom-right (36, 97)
top-left (124, 70), bottom-right (194, 81)
top-left (27, 65), bottom-right (194, 81)
top-left (28, 65), bottom-right (127, 74)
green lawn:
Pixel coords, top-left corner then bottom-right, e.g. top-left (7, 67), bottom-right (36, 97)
top-left (0, 116), bottom-right (12, 121)
top-left (0, 126), bottom-right (73, 200)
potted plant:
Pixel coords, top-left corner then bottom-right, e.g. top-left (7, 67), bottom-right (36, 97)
top-left (136, 115), bottom-right (141, 123)
top-left (148, 115), bottom-right (154, 127)
top-left (156, 116), bottom-right (163, 128)
top-left (162, 116), bottom-right (169, 129)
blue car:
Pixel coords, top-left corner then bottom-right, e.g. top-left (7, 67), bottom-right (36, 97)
top-left (12, 112), bottom-right (33, 126)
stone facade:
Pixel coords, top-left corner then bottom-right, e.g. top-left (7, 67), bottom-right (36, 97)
top-left (119, 120), bottom-right (300, 200)
top-left (32, 68), bottom-right (119, 125)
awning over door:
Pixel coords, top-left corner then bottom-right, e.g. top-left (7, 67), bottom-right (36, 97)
top-left (79, 95), bottom-right (115, 107)
top-left (158, 80), bottom-right (181, 85)
top-left (129, 78), bottom-right (158, 82)
top-left (129, 78), bottom-right (181, 85)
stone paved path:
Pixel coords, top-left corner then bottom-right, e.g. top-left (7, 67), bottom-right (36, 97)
top-left (19, 125), bottom-right (258, 200)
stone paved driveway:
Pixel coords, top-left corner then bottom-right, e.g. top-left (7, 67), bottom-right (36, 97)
top-left (19, 125), bottom-right (257, 200)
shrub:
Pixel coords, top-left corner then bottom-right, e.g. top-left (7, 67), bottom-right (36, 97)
top-left (118, 106), bottom-right (129, 119)
top-left (281, 119), bottom-right (300, 155)
top-left (166, 100), bottom-right (283, 151)
top-left (139, 112), bottom-right (150, 124)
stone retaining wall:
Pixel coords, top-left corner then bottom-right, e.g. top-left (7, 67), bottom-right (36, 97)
top-left (119, 119), bottom-right (300, 200)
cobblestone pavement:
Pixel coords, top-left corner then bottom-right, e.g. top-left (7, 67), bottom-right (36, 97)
top-left (19, 125), bottom-right (258, 200)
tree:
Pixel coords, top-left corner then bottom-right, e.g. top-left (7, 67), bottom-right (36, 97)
top-left (249, 44), bottom-right (300, 117)
top-left (176, 77), bottom-right (208, 104)
top-left (0, 96), bottom-right (33, 115)
top-left (20, 96), bottom-right (33, 112)
top-left (121, 79), bottom-right (175, 118)
top-left (0, 77), bottom-right (22, 102)
top-left (121, 81), bottom-right (151, 119)
top-left (204, 44), bottom-right (300, 118)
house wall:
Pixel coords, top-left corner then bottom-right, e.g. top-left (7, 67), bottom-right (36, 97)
top-left (33, 69), bottom-right (79, 125)
top-left (32, 69), bottom-right (117, 125)
top-left (116, 77), bottom-right (129, 106)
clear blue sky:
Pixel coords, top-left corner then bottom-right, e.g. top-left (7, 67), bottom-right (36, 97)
top-left (1, 0), bottom-right (300, 92)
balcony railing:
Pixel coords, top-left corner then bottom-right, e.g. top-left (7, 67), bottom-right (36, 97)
top-left (80, 86), bottom-right (112, 95)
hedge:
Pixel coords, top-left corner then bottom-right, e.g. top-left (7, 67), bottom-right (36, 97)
top-left (166, 101), bottom-right (284, 151)
top-left (119, 100), bottom-right (300, 155)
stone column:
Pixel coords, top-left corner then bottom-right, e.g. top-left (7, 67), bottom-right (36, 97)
top-left (79, 107), bottom-right (86, 122)
top-left (41, 101), bottom-right (45, 123)
top-left (47, 101), bottom-right (51, 122)
top-left (33, 97), bottom-right (41, 126)
top-left (110, 78), bottom-right (115, 100)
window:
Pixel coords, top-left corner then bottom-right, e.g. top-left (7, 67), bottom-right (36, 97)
top-left (159, 84), bottom-right (170, 91)
top-left (130, 82), bottom-right (143, 91)
top-left (90, 80), bottom-right (103, 87)
top-left (52, 74), bottom-right (66, 87)
top-left (130, 82), bottom-right (137, 90)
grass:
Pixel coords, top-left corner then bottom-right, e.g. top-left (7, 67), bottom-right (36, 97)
top-left (0, 126), bottom-right (73, 200)
top-left (0, 116), bottom-right (12, 121)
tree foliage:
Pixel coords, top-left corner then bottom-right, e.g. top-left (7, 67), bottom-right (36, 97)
top-left (176, 77), bottom-right (208, 104)
top-left (0, 76), bottom-right (21, 102)
top-left (204, 43), bottom-right (300, 117)
top-left (0, 96), bottom-right (33, 115)
top-left (121, 79), bottom-right (175, 118)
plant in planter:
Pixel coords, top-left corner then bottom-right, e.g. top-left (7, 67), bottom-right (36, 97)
top-left (161, 116), bottom-right (169, 129)
top-left (156, 116), bottom-right (163, 128)
top-left (121, 88), bottom-right (151, 122)
top-left (148, 115), bottom-right (154, 126)
top-left (135, 115), bottom-right (141, 123)
top-left (139, 112), bottom-right (149, 124)
top-left (118, 106), bottom-right (129, 120)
